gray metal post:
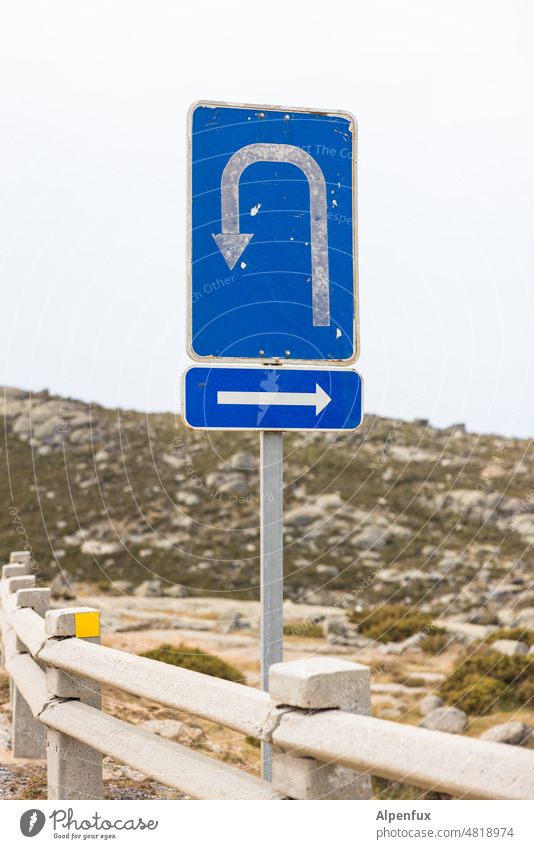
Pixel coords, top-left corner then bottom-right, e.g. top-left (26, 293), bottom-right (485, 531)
top-left (259, 431), bottom-right (284, 781)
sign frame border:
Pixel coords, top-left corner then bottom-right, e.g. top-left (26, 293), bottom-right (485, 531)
top-left (181, 363), bottom-right (364, 433)
top-left (186, 99), bottom-right (359, 366)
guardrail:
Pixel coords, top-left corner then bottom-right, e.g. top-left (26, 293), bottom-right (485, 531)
top-left (1, 551), bottom-right (534, 800)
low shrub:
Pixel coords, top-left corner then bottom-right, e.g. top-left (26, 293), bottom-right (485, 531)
top-left (421, 628), bottom-right (449, 655)
top-left (140, 643), bottom-right (245, 683)
top-left (350, 603), bottom-right (432, 643)
top-left (439, 650), bottom-right (534, 715)
top-left (490, 627), bottom-right (534, 645)
top-left (283, 621), bottom-right (324, 638)
top-left (0, 672), bottom-right (10, 705)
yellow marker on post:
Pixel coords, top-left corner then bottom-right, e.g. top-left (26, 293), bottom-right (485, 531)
top-left (75, 610), bottom-right (100, 639)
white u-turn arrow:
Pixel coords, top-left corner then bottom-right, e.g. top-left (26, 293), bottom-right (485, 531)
top-left (212, 143), bottom-right (330, 327)
top-left (217, 383), bottom-right (331, 416)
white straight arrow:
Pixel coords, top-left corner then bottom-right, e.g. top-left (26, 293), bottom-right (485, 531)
top-left (217, 383), bottom-right (331, 416)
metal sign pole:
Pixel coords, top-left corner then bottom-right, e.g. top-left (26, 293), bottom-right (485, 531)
top-left (259, 430), bottom-right (284, 781)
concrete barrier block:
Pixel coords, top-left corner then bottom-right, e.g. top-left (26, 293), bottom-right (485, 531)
top-left (15, 588), bottom-right (51, 617)
top-left (10, 551), bottom-right (33, 566)
top-left (46, 668), bottom-right (101, 709)
top-left (2, 563), bottom-right (32, 579)
top-left (269, 656), bottom-right (371, 712)
top-left (270, 656), bottom-right (372, 799)
top-left (45, 605), bottom-right (103, 798)
top-left (272, 748), bottom-right (372, 800)
top-left (45, 608), bottom-right (100, 639)
top-left (12, 685), bottom-right (46, 759)
top-left (5, 575), bottom-right (36, 595)
top-left (47, 728), bottom-right (103, 800)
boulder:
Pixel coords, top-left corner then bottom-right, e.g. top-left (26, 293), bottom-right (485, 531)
top-left (69, 428), bottom-right (92, 444)
top-left (69, 413), bottom-right (92, 429)
top-left (139, 719), bottom-right (204, 745)
top-left (286, 506), bottom-right (325, 527)
top-left (316, 564), bottom-right (339, 577)
top-left (230, 452), bottom-right (258, 471)
top-left (133, 579), bottom-right (163, 597)
top-left (110, 580), bottom-right (133, 594)
top-left (1, 398), bottom-right (30, 417)
top-left (480, 722), bottom-right (532, 746)
top-left (324, 617), bottom-right (349, 637)
top-left (140, 719), bottom-right (185, 741)
top-left (314, 493), bottom-right (345, 510)
top-left (217, 474), bottom-right (249, 496)
top-left (491, 639), bottom-right (529, 656)
top-left (419, 706), bottom-right (467, 734)
top-left (419, 694), bottom-right (444, 716)
top-left (30, 400), bottom-right (63, 423)
top-left (33, 417), bottom-right (64, 443)
top-left (215, 609), bottom-right (250, 633)
top-left (2, 386), bottom-right (27, 398)
top-left (12, 415), bottom-right (31, 437)
top-left (81, 540), bottom-right (122, 556)
top-left (175, 491), bottom-right (200, 507)
top-left (164, 584), bottom-right (189, 598)
top-left (352, 525), bottom-right (387, 551)
top-left (50, 571), bottom-right (76, 600)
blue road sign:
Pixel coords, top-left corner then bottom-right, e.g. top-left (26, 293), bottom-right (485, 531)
top-left (188, 101), bottom-right (357, 364)
top-left (182, 366), bottom-right (362, 432)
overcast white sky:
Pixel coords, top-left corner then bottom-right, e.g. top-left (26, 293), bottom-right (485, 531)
top-left (1, 1), bottom-right (533, 436)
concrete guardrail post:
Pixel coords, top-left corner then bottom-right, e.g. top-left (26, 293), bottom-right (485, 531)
top-left (44, 607), bottom-right (103, 800)
top-left (11, 585), bottom-right (50, 758)
top-left (1, 553), bottom-right (34, 698)
top-left (9, 550), bottom-right (33, 566)
top-left (5, 570), bottom-right (47, 759)
top-left (269, 656), bottom-right (373, 799)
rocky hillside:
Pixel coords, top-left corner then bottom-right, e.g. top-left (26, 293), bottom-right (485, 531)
top-left (1, 386), bottom-right (533, 624)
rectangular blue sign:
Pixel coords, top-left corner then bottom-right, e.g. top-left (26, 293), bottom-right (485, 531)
top-left (182, 366), bottom-right (362, 432)
top-left (188, 101), bottom-right (358, 364)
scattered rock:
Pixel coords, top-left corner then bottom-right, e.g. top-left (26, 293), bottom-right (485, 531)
top-left (230, 452), bottom-right (258, 471)
top-left (81, 540), bottom-right (122, 556)
top-left (110, 580), bottom-right (133, 594)
top-left (316, 564), bottom-right (339, 577)
top-left (491, 639), bottom-right (529, 656)
top-left (314, 493), bottom-right (345, 510)
top-left (419, 706), bottom-right (467, 734)
top-left (480, 722), bottom-right (532, 746)
top-left (352, 525), bottom-right (387, 551)
top-left (50, 571), bottom-right (76, 600)
top-left (140, 719), bottom-right (204, 745)
top-left (217, 475), bottom-right (249, 496)
top-left (133, 580), bottom-right (163, 597)
top-left (164, 584), bottom-right (189, 598)
top-left (215, 609), bottom-right (250, 633)
top-left (2, 386), bottom-right (27, 399)
top-left (419, 694), bottom-right (444, 716)
top-left (286, 505), bottom-right (325, 527)
top-left (175, 492), bottom-right (200, 507)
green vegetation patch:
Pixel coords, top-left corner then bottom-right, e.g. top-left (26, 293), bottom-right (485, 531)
top-left (140, 643), bottom-right (245, 684)
top-left (490, 628), bottom-right (534, 645)
top-left (283, 620), bottom-right (324, 638)
top-left (350, 603), bottom-right (433, 643)
top-left (439, 650), bottom-right (534, 715)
